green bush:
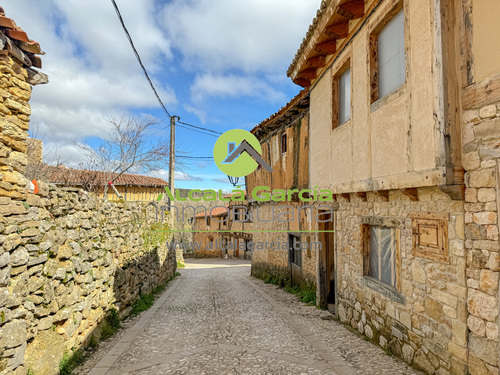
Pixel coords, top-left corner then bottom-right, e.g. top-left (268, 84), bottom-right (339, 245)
top-left (59, 349), bottom-right (84, 375)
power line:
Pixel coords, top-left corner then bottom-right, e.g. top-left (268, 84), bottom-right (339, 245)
top-left (178, 120), bottom-right (222, 135)
top-left (176, 123), bottom-right (219, 138)
top-left (177, 156), bottom-right (214, 159)
top-left (111, 0), bottom-right (171, 119)
top-left (111, 0), bottom-right (223, 139)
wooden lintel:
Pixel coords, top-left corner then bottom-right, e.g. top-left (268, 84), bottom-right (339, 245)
top-left (305, 55), bottom-right (326, 69)
top-left (373, 190), bottom-right (389, 201)
top-left (341, 193), bottom-right (351, 202)
top-left (401, 188), bottom-right (418, 201)
top-left (337, 0), bottom-right (365, 20)
top-left (315, 40), bottom-right (337, 55)
top-left (438, 185), bottom-right (465, 200)
top-left (298, 68), bottom-right (317, 81)
top-left (462, 73), bottom-right (500, 110)
top-left (325, 23), bottom-right (349, 39)
top-left (293, 78), bottom-right (311, 87)
top-left (356, 192), bottom-right (367, 201)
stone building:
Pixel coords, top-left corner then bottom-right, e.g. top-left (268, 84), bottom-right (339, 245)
top-left (192, 202), bottom-right (253, 259)
top-left (250, 0), bottom-right (500, 374)
top-left (43, 165), bottom-right (168, 202)
top-left (246, 90), bottom-right (317, 288)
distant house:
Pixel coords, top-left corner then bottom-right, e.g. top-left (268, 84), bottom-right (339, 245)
top-left (43, 165), bottom-right (167, 202)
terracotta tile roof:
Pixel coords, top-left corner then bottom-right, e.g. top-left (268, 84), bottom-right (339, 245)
top-left (42, 165), bottom-right (168, 188)
top-left (251, 89), bottom-right (309, 137)
top-left (195, 206), bottom-right (229, 218)
top-left (0, 6), bottom-right (44, 69)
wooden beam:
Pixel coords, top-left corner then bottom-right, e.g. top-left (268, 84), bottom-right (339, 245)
top-left (337, 0), bottom-right (365, 20)
top-left (314, 40), bottom-right (337, 55)
top-left (373, 190), bottom-right (389, 201)
top-left (293, 78), bottom-right (311, 87)
top-left (325, 23), bottom-right (349, 39)
top-left (298, 68), bottom-right (317, 81)
top-left (401, 188), bottom-right (418, 201)
top-left (438, 185), bottom-right (465, 200)
top-left (341, 193), bottom-right (350, 202)
top-left (355, 192), bottom-right (367, 201)
top-left (305, 56), bottom-right (326, 69)
top-left (462, 73), bottom-right (500, 110)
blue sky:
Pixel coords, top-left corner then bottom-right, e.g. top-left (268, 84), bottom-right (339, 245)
top-left (3, 0), bottom-right (319, 191)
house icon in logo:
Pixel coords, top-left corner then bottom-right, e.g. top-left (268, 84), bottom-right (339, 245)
top-left (222, 141), bottom-right (273, 173)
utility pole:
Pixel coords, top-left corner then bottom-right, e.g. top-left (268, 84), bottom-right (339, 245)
top-left (168, 116), bottom-right (179, 208)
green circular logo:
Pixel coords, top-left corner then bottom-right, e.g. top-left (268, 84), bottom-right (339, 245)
top-left (213, 129), bottom-right (263, 177)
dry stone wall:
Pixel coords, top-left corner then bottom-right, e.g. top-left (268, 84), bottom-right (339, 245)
top-left (0, 184), bottom-right (176, 375)
top-left (462, 102), bottom-right (500, 375)
top-left (0, 54), bottom-right (176, 375)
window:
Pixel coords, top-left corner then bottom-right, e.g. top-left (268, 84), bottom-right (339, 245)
top-left (339, 68), bottom-right (351, 124)
top-left (281, 133), bottom-right (287, 154)
top-left (332, 60), bottom-right (351, 129)
top-left (370, 5), bottom-right (405, 103)
top-left (410, 212), bottom-right (449, 263)
top-left (206, 216), bottom-right (211, 227)
top-left (288, 234), bottom-right (302, 267)
top-left (362, 225), bottom-right (400, 289)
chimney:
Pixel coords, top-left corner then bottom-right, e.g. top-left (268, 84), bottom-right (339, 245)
top-left (227, 142), bottom-right (236, 155)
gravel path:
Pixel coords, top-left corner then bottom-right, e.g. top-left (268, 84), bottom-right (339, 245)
top-left (82, 259), bottom-right (421, 375)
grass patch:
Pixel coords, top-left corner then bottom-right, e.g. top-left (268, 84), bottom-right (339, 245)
top-left (131, 272), bottom-right (180, 316)
top-left (259, 272), bottom-right (316, 306)
top-left (177, 261), bottom-right (185, 269)
top-left (101, 308), bottom-right (121, 340)
top-left (59, 349), bottom-right (84, 375)
top-left (284, 284), bottom-right (316, 305)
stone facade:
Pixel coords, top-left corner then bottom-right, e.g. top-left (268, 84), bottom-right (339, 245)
top-left (333, 189), bottom-right (467, 374)
top-left (462, 102), bottom-right (500, 375)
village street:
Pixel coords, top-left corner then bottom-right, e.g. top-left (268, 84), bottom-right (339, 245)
top-left (82, 259), bottom-right (421, 375)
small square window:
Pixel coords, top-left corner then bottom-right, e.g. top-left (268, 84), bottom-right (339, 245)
top-left (362, 225), bottom-right (400, 289)
top-left (370, 4), bottom-right (405, 103)
top-left (281, 133), bottom-right (287, 153)
top-left (410, 212), bottom-right (449, 263)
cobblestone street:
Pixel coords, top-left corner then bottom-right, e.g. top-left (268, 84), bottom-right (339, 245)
top-left (85, 259), bottom-right (421, 375)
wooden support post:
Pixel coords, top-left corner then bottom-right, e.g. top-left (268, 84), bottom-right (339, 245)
top-left (356, 192), bottom-right (367, 201)
top-left (373, 190), bottom-right (389, 201)
top-left (401, 188), bottom-right (418, 201)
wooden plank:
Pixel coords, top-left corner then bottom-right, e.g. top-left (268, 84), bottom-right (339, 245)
top-left (332, 75), bottom-right (339, 129)
top-left (401, 188), bottom-right (418, 201)
top-left (305, 56), bottom-right (326, 69)
top-left (395, 228), bottom-right (401, 291)
top-left (361, 224), bottom-right (370, 276)
top-left (462, 73), bottom-right (500, 110)
top-left (356, 192), bottom-right (367, 201)
top-left (409, 212), bottom-right (449, 221)
top-left (298, 68), bottom-right (317, 81)
top-left (314, 40), bottom-right (337, 55)
top-left (293, 78), bottom-right (311, 88)
top-left (373, 190), bottom-right (388, 201)
top-left (325, 22), bottom-right (349, 39)
top-left (337, 0), bottom-right (365, 20)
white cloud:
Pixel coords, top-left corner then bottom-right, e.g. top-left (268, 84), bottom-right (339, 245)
top-left (2, 0), bottom-right (176, 143)
top-left (161, 0), bottom-right (319, 74)
top-left (183, 105), bottom-right (207, 124)
top-left (191, 74), bottom-right (286, 103)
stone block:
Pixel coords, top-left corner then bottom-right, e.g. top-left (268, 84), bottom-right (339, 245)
top-left (479, 105), bottom-right (498, 119)
top-left (469, 169), bottom-right (496, 188)
top-left (468, 289), bottom-right (499, 322)
top-left (0, 319), bottom-right (26, 348)
top-left (480, 270), bottom-right (499, 295)
top-left (469, 333), bottom-right (498, 366)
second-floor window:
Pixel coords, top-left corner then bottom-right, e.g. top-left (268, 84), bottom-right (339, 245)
top-left (281, 133), bottom-right (287, 154)
top-left (339, 68), bottom-right (351, 124)
top-left (370, 5), bottom-right (405, 103)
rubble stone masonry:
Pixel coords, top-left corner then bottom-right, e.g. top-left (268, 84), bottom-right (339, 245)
top-left (0, 55), bottom-right (177, 375)
top-left (335, 190), bottom-right (467, 375)
top-left (462, 102), bottom-right (500, 375)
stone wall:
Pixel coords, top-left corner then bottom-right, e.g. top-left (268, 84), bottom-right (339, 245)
top-left (334, 188), bottom-right (467, 375)
top-left (462, 102), bottom-right (500, 375)
top-left (0, 184), bottom-right (176, 375)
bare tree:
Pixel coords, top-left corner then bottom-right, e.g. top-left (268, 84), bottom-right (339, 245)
top-left (77, 115), bottom-right (176, 198)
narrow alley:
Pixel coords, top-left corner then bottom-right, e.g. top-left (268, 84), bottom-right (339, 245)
top-left (84, 260), bottom-right (421, 375)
